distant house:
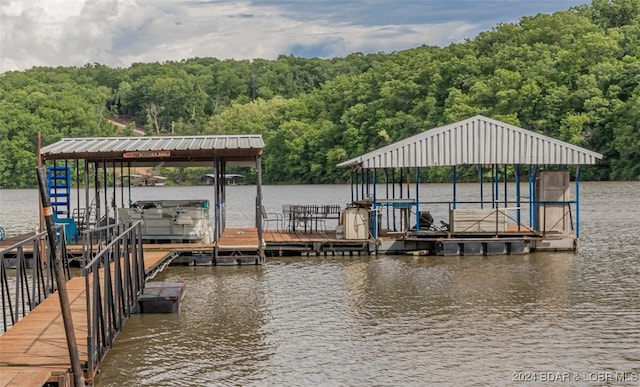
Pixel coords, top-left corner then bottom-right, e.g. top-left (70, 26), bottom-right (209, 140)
top-left (127, 173), bottom-right (168, 186)
top-left (200, 173), bottom-right (245, 185)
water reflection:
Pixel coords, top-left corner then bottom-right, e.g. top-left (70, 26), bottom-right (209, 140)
top-left (350, 253), bottom-right (575, 319)
top-left (97, 265), bottom-right (269, 386)
top-left (98, 252), bottom-right (632, 386)
top-left (3, 183), bottom-right (640, 385)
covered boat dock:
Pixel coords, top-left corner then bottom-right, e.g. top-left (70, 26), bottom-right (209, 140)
top-left (337, 115), bottom-right (603, 255)
top-left (39, 135), bottom-right (266, 263)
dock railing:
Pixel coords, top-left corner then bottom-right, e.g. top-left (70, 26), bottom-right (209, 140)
top-left (448, 207), bottom-right (517, 234)
top-left (375, 200), bottom-right (542, 235)
top-left (1, 226), bottom-right (70, 332)
top-left (283, 204), bottom-right (341, 233)
top-left (536, 200), bottom-right (574, 235)
top-left (81, 221), bottom-right (124, 267)
top-left (82, 220), bottom-right (144, 378)
top-left (401, 200), bottom-right (574, 236)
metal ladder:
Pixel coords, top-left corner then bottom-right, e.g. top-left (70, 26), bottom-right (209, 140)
top-left (47, 166), bottom-right (71, 217)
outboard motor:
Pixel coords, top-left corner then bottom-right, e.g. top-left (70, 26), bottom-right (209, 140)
top-left (419, 211), bottom-right (433, 230)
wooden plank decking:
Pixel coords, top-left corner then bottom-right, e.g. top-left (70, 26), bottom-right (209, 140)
top-left (0, 233), bottom-right (38, 249)
top-left (263, 229), bottom-right (340, 242)
top-left (218, 227), bottom-right (260, 249)
top-left (0, 249), bottom-right (174, 386)
top-left (0, 367), bottom-right (52, 387)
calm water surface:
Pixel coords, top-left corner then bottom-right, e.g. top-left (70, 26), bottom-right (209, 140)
top-left (1, 183), bottom-right (639, 385)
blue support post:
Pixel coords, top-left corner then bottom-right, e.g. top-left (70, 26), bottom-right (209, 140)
top-left (385, 169), bottom-right (390, 230)
top-left (528, 165), bottom-right (534, 229)
top-left (491, 164), bottom-right (496, 208)
top-left (479, 165), bottom-right (484, 209)
top-left (503, 164), bottom-right (508, 208)
top-left (530, 166), bottom-right (539, 230)
top-left (494, 164), bottom-right (499, 206)
top-left (349, 170), bottom-right (354, 203)
top-left (415, 168), bottom-right (420, 231)
top-left (516, 165), bottom-right (521, 229)
top-left (392, 169), bottom-right (397, 231)
top-left (373, 169), bottom-right (378, 239)
top-left (576, 165), bottom-right (582, 238)
top-left (363, 169), bottom-right (367, 199)
top-left (452, 166), bottom-right (457, 209)
top-left (373, 169), bottom-right (377, 200)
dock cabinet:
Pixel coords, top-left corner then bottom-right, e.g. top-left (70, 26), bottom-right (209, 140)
top-left (343, 208), bottom-right (369, 240)
top-left (536, 170), bottom-right (571, 234)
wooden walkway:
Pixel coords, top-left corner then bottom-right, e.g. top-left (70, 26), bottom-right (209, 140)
top-left (0, 233), bottom-right (37, 249)
top-left (0, 250), bottom-right (174, 386)
top-left (219, 227), bottom-right (260, 250)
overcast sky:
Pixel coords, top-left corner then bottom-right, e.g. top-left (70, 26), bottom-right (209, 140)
top-left (0, 0), bottom-right (587, 74)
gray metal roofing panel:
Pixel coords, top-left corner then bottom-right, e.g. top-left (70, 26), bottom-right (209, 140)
top-left (338, 115), bottom-right (603, 169)
top-left (41, 135), bottom-right (264, 154)
top-left (40, 135), bottom-right (264, 167)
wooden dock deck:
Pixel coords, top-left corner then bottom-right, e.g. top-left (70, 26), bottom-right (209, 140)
top-left (218, 228), bottom-right (370, 259)
top-left (215, 227), bottom-right (262, 264)
top-left (263, 229), bottom-right (370, 256)
top-left (219, 227), bottom-right (260, 250)
top-left (0, 250), bottom-right (174, 386)
top-left (3, 228), bottom-right (559, 263)
top-left (0, 233), bottom-right (37, 249)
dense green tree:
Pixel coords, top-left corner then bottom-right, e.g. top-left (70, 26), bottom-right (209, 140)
top-left (4, 1), bottom-right (640, 186)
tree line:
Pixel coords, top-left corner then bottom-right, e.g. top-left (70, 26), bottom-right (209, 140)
top-left (1, 0), bottom-right (639, 188)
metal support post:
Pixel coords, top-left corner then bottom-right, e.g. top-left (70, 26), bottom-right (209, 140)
top-left (36, 166), bottom-right (85, 386)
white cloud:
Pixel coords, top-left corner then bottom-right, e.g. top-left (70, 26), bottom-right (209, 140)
top-left (0, 0), bottom-right (578, 74)
top-left (1, 2), bottom-right (64, 71)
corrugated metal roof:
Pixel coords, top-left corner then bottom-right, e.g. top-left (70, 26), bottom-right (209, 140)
top-left (40, 135), bottom-right (264, 165)
top-left (337, 115), bottom-right (603, 169)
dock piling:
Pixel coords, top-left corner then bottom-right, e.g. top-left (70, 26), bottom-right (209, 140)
top-left (37, 166), bottom-right (85, 386)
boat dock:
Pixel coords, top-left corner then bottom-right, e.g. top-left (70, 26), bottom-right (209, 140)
top-left (35, 122), bottom-right (603, 263)
top-left (0, 223), bottom-right (373, 387)
top-left (113, 228), bottom-right (370, 266)
top-left (0, 249), bottom-right (174, 386)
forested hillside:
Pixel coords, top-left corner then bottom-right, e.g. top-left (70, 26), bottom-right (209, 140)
top-left (1, 0), bottom-right (639, 188)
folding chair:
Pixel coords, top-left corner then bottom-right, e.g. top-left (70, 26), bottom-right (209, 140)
top-left (261, 206), bottom-right (283, 231)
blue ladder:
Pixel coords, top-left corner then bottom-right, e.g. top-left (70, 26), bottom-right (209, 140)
top-left (47, 166), bottom-right (79, 244)
top-left (47, 166), bottom-right (71, 217)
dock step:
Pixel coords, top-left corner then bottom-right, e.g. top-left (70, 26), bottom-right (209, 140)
top-left (138, 282), bottom-right (186, 313)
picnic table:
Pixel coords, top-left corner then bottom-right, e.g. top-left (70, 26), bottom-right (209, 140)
top-left (283, 204), bottom-right (341, 233)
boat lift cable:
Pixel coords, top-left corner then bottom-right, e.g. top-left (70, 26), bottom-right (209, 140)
top-left (146, 251), bottom-right (180, 281)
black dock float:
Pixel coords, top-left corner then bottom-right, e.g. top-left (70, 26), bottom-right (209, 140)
top-left (138, 282), bottom-right (186, 313)
top-left (507, 240), bottom-right (528, 254)
top-left (429, 238), bottom-right (531, 257)
top-left (214, 255), bottom-right (261, 265)
top-left (485, 241), bottom-right (507, 255)
top-left (264, 240), bottom-right (370, 257)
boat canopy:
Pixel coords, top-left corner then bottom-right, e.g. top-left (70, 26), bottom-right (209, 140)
top-left (39, 134), bottom-right (266, 257)
top-left (337, 115), bottom-right (603, 169)
top-left (40, 135), bottom-right (264, 167)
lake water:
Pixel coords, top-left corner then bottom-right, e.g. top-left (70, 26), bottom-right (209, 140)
top-left (1, 182), bottom-right (639, 385)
